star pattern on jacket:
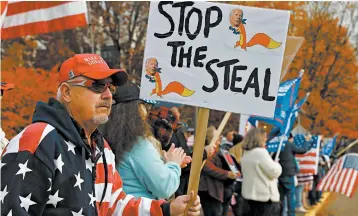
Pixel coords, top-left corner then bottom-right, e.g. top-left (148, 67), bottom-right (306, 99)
top-left (71, 208), bottom-right (84, 216)
top-left (47, 178), bottom-right (52, 192)
top-left (85, 158), bottom-right (92, 172)
top-left (88, 192), bottom-right (96, 207)
top-left (65, 141), bottom-right (76, 155)
top-left (19, 193), bottom-right (37, 212)
top-left (1, 185), bottom-right (9, 203)
top-left (73, 171), bottom-right (84, 190)
top-left (16, 160), bottom-right (32, 180)
top-left (54, 154), bottom-right (64, 173)
top-left (46, 190), bottom-right (64, 208)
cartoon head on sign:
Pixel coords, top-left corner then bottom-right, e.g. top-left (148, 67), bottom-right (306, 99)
top-left (145, 57), bottom-right (195, 98)
top-left (229, 8), bottom-right (282, 50)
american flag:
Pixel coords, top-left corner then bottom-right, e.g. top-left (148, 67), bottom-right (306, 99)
top-left (295, 134), bottom-right (321, 174)
top-left (317, 153), bottom-right (358, 198)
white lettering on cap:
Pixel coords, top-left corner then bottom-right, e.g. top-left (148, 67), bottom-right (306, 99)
top-left (83, 56), bottom-right (106, 66)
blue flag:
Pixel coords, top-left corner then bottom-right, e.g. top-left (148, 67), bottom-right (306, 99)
top-left (320, 135), bottom-right (338, 156)
top-left (248, 72), bottom-right (303, 132)
top-left (265, 93), bottom-right (309, 152)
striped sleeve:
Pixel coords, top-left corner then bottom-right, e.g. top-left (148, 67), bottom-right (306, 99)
top-left (101, 141), bottom-right (167, 216)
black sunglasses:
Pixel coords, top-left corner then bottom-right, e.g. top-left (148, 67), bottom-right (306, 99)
top-left (68, 79), bottom-right (116, 94)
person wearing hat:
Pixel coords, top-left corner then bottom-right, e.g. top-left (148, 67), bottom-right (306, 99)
top-left (1, 54), bottom-right (201, 216)
top-left (102, 83), bottom-right (190, 201)
top-left (273, 133), bottom-right (312, 216)
top-left (1, 82), bottom-right (14, 153)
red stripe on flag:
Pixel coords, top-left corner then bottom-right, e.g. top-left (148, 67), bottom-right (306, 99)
top-left (150, 200), bottom-right (165, 216)
top-left (1, 1), bottom-right (8, 15)
top-left (6, 1), bottom-right (71, 16)
top-left (296, 152), bottom-right (317, 158)
top-left (299, 161), bottom-right (317, 165)
top-left (334, 169), bottom-right (346, 193)
top-left (122, 198), bottom-right (140, 216)
top-left (18, 122), bottom-right (48, 154)
top-left (1, 13), bottom-right (87, 39)
top-left (96, 201), bottom-right (110, 216)
top-left (324, 160), bottom-right (342, 191)
top-left (349, 174), bottom-right (358, 198)
top-left (299, 169), bottom-right (316, 174)
top-left (342, 169), bottom-right (353, 196)
top-left (95, 163), bottom-right (114, 184)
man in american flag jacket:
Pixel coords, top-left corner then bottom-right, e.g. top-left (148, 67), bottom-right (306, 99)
top-left (0, 54), bottom-right (201, 216)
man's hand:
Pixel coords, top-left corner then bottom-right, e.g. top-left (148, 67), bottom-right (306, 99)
top-left (227, 171), bottom-right (237, 180)
top-left (170, 191), bottom-right (201, 216)
top-left (305, 134), bottom-right (312, 141)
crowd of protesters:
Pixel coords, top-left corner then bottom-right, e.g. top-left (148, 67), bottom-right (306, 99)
top-left (0, 53), bottom-right (334, 216)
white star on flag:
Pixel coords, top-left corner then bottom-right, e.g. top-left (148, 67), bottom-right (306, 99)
top-left (85, 158), bottom-right (92, 172)
top-left (88, 192), bottom-right (96, 207)
top-left (16, 160), bottom-right (32, 180)
top-left (1, 185), bottom-right (9, 203)
top-left (46, 190), bottom-right (64, 208)
top-left (65, 141), bottom-right (76, 155)
top-left (74, 171), bottom-right (84, 191)
top-left (55, 154), bottom-right (64, 173)
top-left (19, 193), bottom-right (37, 212)
top-left (47, 178), bottom-right (52, 192)
top-left (71, 208), bottom-right (84, 216)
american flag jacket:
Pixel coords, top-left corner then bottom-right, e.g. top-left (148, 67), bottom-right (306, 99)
top-left (1, 98), bottom-right (170, 216)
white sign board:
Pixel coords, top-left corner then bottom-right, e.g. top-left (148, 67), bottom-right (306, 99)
top-left (140, 1), bottom-right (290, 117)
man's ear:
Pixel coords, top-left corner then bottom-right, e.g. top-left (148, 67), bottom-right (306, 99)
top-left (60, 83), bottom-right (72, 103)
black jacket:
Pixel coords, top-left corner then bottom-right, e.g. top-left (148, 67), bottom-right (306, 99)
top-left (275, 141), bottom-right (311, 177)
top-left (1, 98), bottom-right (169, 216)
top-left (170, 131), bottom-right (208, 197)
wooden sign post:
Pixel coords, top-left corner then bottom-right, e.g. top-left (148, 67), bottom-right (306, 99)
top-left (184, 107), bottom-right (210, 215)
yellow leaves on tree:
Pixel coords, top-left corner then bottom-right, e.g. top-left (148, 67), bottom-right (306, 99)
top-left (1, 67), bottom-right (59, 138)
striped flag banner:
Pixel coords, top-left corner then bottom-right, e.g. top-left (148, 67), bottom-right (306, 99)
top-left (1, 1), bottom-right (88, 39)
top-left (295, 134), bottom-right (321, 174)
top-left (317, 153), bottom-right (358, 198)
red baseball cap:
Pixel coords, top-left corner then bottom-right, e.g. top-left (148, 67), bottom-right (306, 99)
top-left (59, 54), bottom-right (128, 85)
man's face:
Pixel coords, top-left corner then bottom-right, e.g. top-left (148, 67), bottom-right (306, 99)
top-left (146, 58), bottom-right (158, 75)
top-left (68, 77), bottom-right (113, 125)
top-left (230, 9), bottom-right (243, 27)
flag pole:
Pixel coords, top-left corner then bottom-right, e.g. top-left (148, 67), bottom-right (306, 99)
top-left (86, 1), bottom-right (95, 53)
top-left (336, 139), bottom-right (358, 157)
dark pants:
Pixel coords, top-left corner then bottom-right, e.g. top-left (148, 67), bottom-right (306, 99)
top-left (198, 191), bottom-right (223, 216)
top-left (279, 176), bottom-right (296, 216)
top-left (308, 175), bottom-right (322, 205)
top-left (222, 187), bottom-right (234, 216)
top-left (243, 200), bottom-right (280, 216)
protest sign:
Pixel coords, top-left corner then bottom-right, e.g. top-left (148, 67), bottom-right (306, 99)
top-left (140, 1), bottom-right (290, 118)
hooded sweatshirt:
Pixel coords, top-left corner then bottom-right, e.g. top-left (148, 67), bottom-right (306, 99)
top-left (0, 98), bottom-right (169, 216)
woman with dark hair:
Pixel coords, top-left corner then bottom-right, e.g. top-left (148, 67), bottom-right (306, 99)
top-left (101, 83), bottom-right (186, 200)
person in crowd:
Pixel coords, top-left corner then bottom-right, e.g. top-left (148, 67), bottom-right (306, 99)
top-left (229, 134), bottom-right (250, 216)
top-left (308, 153), bottom-right (329, 206)
top-left (241, 128), bottom-right (282, 216)
top-left (169, 108), bottom-right (214, 197)
top-left (221, 130), bottom-right (237, 150)
top-left (274, 133), bottom-right (312, 216)
top-left (0, 54), bottom-right (201, 216)
top-left (1, 82), bottom-right (14, 153)
top-left (101, 82), bottom-right (187, 200)
top-left (198, 126), bottom-right (238, 216)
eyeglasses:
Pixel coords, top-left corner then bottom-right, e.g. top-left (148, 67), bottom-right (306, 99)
top-left (68, 79), bottom-right (116, 94)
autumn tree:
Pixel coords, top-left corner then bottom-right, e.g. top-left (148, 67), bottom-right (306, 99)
top-left (285, 1), bottom-right (358, 138)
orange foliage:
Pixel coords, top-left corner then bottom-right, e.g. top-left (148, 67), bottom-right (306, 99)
top-left (1, 67), bottom-right (59, 138)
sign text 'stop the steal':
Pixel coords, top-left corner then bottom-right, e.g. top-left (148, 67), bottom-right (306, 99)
top-left (140, 1), bottom-right (290, 117)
